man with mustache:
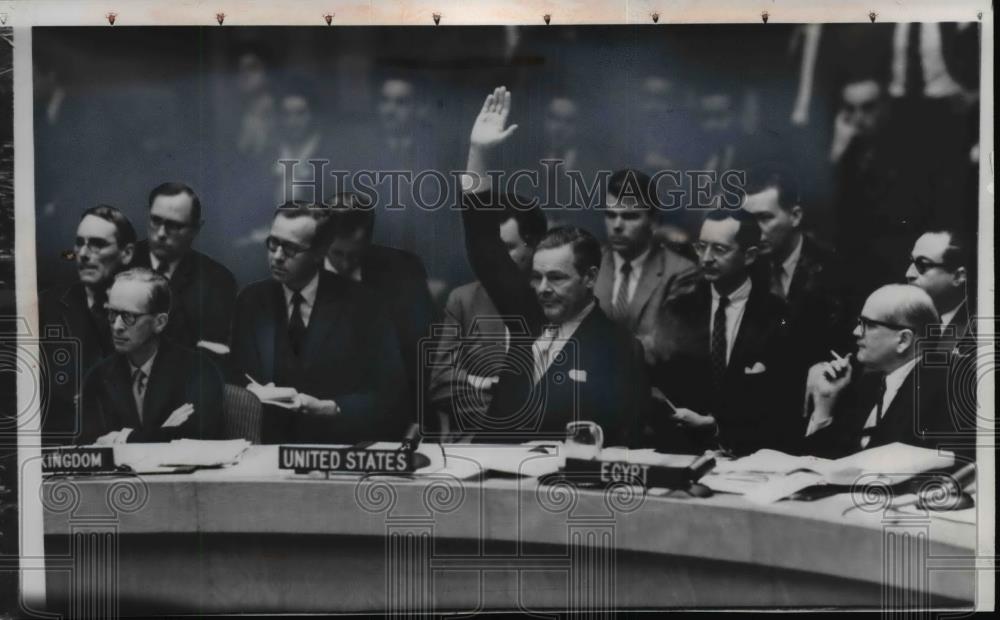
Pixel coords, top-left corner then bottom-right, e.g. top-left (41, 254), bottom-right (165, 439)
top-left (229, 202), bottom-right (407, 444)
top-left (458, 86), bottom-right (649, 445)
top-left (595, 169), bottom-right (697, 361)
top-left (39, 205), bottom-right (136, 444)
top-left (645, 209), bottom-right (798, 455)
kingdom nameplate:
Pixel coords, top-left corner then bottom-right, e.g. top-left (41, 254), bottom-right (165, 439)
top-left (42, 447), bottom-right (116, 474)
top-left (278, 446), bottom-right (425, 475)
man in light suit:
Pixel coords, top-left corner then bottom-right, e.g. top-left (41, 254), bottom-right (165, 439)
top-left (131, 182), bottom-right (237, 353)
top-left (595, 169), bottom-right (697, 361)
top-left (80, 268), bottom-right (223, 444)
top-left (458, 86), bottom-right (649, 445)
top-left (427, 197), bottom-right (547, 437)
top-left (646, 209), bottom-right (798, 455)
top-left (230, 203), bottom-right (407, 444)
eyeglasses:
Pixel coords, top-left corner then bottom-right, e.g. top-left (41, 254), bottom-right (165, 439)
top-left (106, 308), bottom-right (153, 327)
top-left (909, 256), bottom-right (950, 275)
top-left (149, 215), bottom-right (192, 235)
top-left (266, 235), bottom-right (311, 259)
top-left (692, 241), bottom-right (734, 257)
top-left (857, 315), bottom-right (914, 335)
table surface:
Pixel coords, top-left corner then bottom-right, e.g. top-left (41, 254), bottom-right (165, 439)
top-left (41, 444), bottom-right (981, 609)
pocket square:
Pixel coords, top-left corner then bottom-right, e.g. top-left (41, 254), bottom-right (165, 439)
top-left (568, 369), bottom-right (588, 383)
top-left (744, 362), bottom-right (767, 375)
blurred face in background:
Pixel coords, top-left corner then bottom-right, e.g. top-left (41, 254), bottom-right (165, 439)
top-left (543, 97), bottom-right (579, 151)
top-left (237, 52), bottom-right (268, 95)
top-left (841, 80), bottom-right (886, 137)
top-left (697, 92), bottom-right (735, 134)
top-left (378, 79), bottom-right (416, 134)
top-left (148, 192), bottom-right (199, 264)
top-left (326, 227), bottom-right (369, 278)
top-left (281, 94), bottom-right (313, 143)
top-left (604, 194), bottom-right (653, 262)
top-left (75, 215), bottom-right (132, 288)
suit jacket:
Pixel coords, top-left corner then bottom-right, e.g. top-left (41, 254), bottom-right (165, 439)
top-left (802, 363), bottom-right (953, 459)
top-left (427, 281), bottom-right (513, 432)
top-left (79, 339), bottom-right (223, 444)
top-left (38, 282), bottom-right (114, 444)
top-left (646, 281), bottom-right (800, 455)
top-left (461, 192), bottom-right (649, 445)
top-left (594, 244), bottom-right (698, 359)
top-left (229, 271), bottom-right (407, 444)
top-left (132, 241), bottom-right (238, 349)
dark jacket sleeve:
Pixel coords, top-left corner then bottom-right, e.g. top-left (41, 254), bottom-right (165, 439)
top-left (461, 191), bottom-right (545, 336)
top-left (226, 286), bottom-right (256, 385)
top-left (198, 260), bottom-right (239, 346)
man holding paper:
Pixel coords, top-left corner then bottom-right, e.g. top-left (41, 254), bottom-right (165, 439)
top-left (229, 203), bottom-right (407, 444)
top-left (802, 284), bottom-right (950, 457)
top-left (79, 268), bottom-right (224, 444)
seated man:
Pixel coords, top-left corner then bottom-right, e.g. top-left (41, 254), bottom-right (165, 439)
top-left (230, 202), bottom-right (407, 444)
top-left (645, 209), bottom-right (799, 456)
top-left (322, 192), bottom-right (437, 421)
top-left (40, 205), bottom-right (136, 444)
top-left (428, 196), bottom-right (547, 438)
top-left (906, 229), bottom-right (974, 342)
top-left (458, 86), bottom-right (649, 445)
top-left (131, 182), bottom-right (238, 353)
top-left (596, 169), bottom-right (698, 361)
top-left (80, 268), bottom-right (223, 444)
top-left (803, 284), bottom-right (952, 458)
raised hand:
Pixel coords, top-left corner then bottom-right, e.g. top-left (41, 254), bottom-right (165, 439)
top-left (162, 403), bottom-right (195, 428)
top-left (470, 86), bottom-right (519, 150)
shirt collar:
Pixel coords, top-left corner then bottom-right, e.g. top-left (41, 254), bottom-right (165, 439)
top-left (149, 253), bottom-right (176, 278)
top-left (884, 357), bottom-right (918, 395)
top-left (129, 348), bottom-right (158, 378)
top-left (283, 271), bottom-right (320, 307)
top-left (711, 277), bottom-right (753, 304)
top-left (782, 234), bottom-right (804, 279)
top-left (940, 300), bottom-right (964, 326)
top-left (612, 245), bottom-right (651, 275)
top-left (551, 299), bottom-right (596, 337)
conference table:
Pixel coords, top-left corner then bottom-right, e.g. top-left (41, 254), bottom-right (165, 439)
top-left (41, 444), bottom-right (979, 614)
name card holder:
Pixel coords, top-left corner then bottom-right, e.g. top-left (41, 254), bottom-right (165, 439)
top-left (42, 447), bottom-right (117, 475)
top-left (560, 453), bottom-right (716, 490)
top-left (278, 445), bottom-right (430, 476)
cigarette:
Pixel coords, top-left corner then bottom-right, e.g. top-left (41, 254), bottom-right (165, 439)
top-left (829, 350), bottom-right (845, 362)
top-left (244, 373), bottom-right (261, 386)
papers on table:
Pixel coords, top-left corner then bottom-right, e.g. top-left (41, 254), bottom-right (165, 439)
top-left (442, 444), bottom-right (564, 478)
top-left (115, 439), bottom-right (251, 473)
top-left (706, 443), bottom-right (956, 503)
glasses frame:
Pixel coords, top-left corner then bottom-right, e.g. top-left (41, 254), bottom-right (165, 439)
top-left (856, 315), bottom-right (915, 335)
top-left (909, 255), bottom-right (950, 275)
top-left (266, 235), bottom-right (312, 259)
top-left (106, 307), bottom-right (155, 327)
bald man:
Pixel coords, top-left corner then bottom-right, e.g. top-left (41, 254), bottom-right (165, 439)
top-left (802, 284), bottom-right (951, 457)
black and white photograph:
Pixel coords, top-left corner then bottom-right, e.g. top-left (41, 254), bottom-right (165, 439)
top-left (2, 0), bottom-right (995, 616)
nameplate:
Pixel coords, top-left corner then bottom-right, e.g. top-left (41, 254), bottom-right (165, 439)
top-left (562, 454), bottom-right (715, 489)
top-left (278, 446), bottom-right (424, 475)
top-left (42, 447), bottom-right (116, 474)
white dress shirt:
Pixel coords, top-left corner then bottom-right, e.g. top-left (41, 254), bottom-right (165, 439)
top-left (611, 247), bottom-right (650, 306)
top-left (128, 350), bottom-right (158, 423)
top-left (940, 301), bottom-right (963, 327)
top-left (149, 253), bottom-right (178, 280)
top-left (710, 278), bottom-right (752, 366)
top-left (890, 23), bottom-right (963, 99)
top-left (532, 300), bottom-right (596, 384)
top-left (323, 257), bottom-right (362, 282)
top-left (282, 272), bottom-right (320, 327)
top-left (778, 235), bottom-right (804, 298)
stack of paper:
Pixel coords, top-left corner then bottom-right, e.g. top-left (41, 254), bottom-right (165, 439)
top-left (116, 439), bottom-right (251, 473)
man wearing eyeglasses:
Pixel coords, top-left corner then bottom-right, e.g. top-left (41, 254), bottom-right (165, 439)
top-left (229, 203), bottom-right (407, 444)
top-left (39, 205), bottom-right (136, 444)
top-left (79, 268), bottom-right (223, 444)
top-left (906, 230), bottom-right (972, 340)
top-left (645, 209), bottom-right (798, 456)
top-left (130, 182), bottom-right (237, 355)
top-left (802, 284), bottom-right (948, 457)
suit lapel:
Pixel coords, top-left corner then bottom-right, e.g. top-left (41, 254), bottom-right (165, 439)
top-left (594, 252), bottom-right (615, 310)
top-left (300, 274), bottom-right (343, 368)
top-left (169, 251), bottom-right (196, 294)
top-left (726, 286), bottom-right (766, 381)
top-left (254, 282), bottom-right (281, 382)
top-left (871, 370), bottom-right (916, 446)
top-left (628, 246), bottom-right (664, 324)
top-left (139, 343), bottom-right (174, 430)
top-left (104, 355), bottom-right (143, 430)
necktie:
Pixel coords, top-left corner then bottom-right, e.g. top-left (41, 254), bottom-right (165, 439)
top-left (860, 376), bottom-right (888, 449)
top-left (770, 260), bottom-right (786, 299)
top-left (710, 296), bottom-right (729, 386)
top-left (288, 291), bottom-right (307, 357)
top-left (533, 325), bottom-right (560, 384)
top-left (613, 261), bottom-right (632, 320)
top-left (154, 261), bottom-right (171, 279)
top-left (132, 368), bottom-right (147, 424)
top-left (905, 23), bottom-right (925, 98)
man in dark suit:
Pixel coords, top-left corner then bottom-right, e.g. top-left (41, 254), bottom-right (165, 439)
top-left (79, 268), bottom-right (223, 444)
top-left (457, 86), bottom-right (649, 445)
top-left (802, 285), bottom-right (953, 458)
top-left (131, 182), bottom-right (237, 353)
top-left (321, 192), bottom-right (437, 421)
top-left (645, 209), bottom-right (798, 456)
top-left (906, 229), bottom-right (973, 340)
top-left (595, 169), bottom-right (698, 362)
top-left (427, 197), bottom-right (547, 437)
top-left (39, 205), bottom-right (136, 444)
top-left (741, 162), bottom-right (854, 363)
top-left (230, 203), bottom-right (407, 444)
